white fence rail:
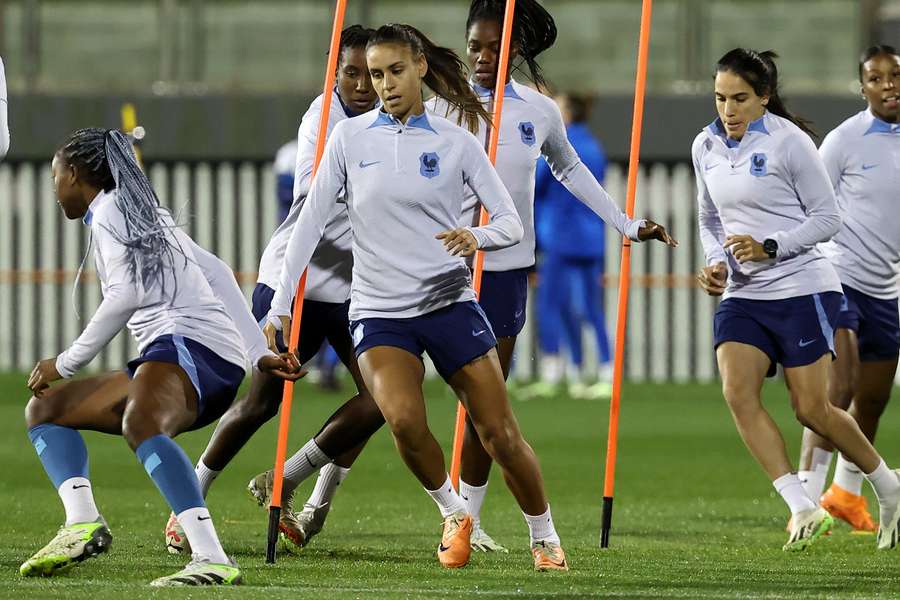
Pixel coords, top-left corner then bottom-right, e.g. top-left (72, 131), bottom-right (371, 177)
top-left (0, 160), bottom-right (720, 381)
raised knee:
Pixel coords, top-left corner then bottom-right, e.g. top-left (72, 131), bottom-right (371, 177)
top-left (24, 396), bottom-right (55, 429)
top-left (793, 397), bottom-right (828, 432)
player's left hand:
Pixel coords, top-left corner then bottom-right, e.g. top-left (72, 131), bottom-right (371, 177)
top-left (638, 220), bottom-right (678, 247)
top-left (436, 228), bottom-right (478, 257)
top-left (263, 316), bottom-right (291, 354)
top-left (258, 353), bottom-right (306, 381)
top-left (724, 234), bottom-right (767, 263)
top-left (28, 358), bottom-right (61, 396)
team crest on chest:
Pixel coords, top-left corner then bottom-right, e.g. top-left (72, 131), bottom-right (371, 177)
top-left (518, 121), bottom-right (536, 146)
top-left (750, 153), bottom-right (767, 177)
top-left (420, 152), bottom-right (440, 179)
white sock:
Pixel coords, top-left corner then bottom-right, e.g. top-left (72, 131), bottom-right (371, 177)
top-left (282, 439), bottom-right (330, 499)
top-left (540, 355), bottom-right (564, 384)
top-left (799, 448), bottom-right (833, 500)
top-left (597, 362), bottom-right (613, 383)
top-left (864, 460), bottom-right (900, 509)
top-left (773, 473), bottom-right (817, 516)
top-left (459, 480), bottom-right (488, 526)
top-left (306, 463), bottom-right (350, 510)
top-left (834, 454), bottom-right (865, 496)
top-left (524, 505), bottom-right (561, 546)
top-left (176, 506), bottom-right (228, 564)
top-left (58, 477), bottom-right (100, 526)
top-left (425, 474), bottom-right (467, 518)
top-left (195, 460), bottom-right (221, 499)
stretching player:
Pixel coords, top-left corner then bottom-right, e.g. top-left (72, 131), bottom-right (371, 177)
top-left (695, 48), bottom-right (900, 552)
top-left (795, 44), bottom-right (900, 532)
top-left (164, 25), bottom-right (386, 554)
top-left (268, 24), bottom-right (567, 571)
top-left (20, 128), bottom-right (301, 586)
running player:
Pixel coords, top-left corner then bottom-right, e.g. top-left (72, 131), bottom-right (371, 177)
top-left (163, 25), bottom-right (386, 554)
top-left (694, 48), bottom-right (900, 552)
top-left (20, 128), bottom-right (302, 586)
top-left (795, 44), bottom-right (900, 532)
top-left (268, 24), bottom-right (567, 571)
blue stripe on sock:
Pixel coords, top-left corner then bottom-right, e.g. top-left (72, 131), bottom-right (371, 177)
top-left (28, 424), bottom-right (89, 489)
top-left (813, 294), bottom-right (835, 353)
top-left (172, 334), bottom-right (202, 399)
top-left (135, 434), bottom-right (205, 515)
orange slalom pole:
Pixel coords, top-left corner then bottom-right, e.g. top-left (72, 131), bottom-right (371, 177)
top-left (449, 0), bottom-right (517, 490)
top-left (266, 0), bottom-right (347, 564)
top-left (600, 0), bottom-right (653, 549)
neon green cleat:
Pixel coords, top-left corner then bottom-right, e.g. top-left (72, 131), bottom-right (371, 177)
top-left (470, 523), bottom-right (508, 553)
top-left (150, 556), bottom-right (241, 587)
top-left (783, 507), bottom-right (833, 552)
top-left (20, 519), bottom-right (112, 577)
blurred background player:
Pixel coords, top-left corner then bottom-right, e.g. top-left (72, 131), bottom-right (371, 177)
top-left (0, 55), bottom-right (9, 159)
top-left (795, 44), bottom-right (900, 533)
top-left (695, 48), bottom-right (900, 552)
top-left (21, 128), bottom-right (301, 586)
top-left (268, 23), bottom-right (569, 571)
top-left (534, 92), bottom-right (613, 401)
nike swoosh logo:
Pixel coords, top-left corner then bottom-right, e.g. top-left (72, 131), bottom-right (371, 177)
top-left (439, 543), bottom-right (451, 552)
top-left (705, 164), bottom-right (717, 171)
top-left (798, 339), bottom-right (817, 348)
top-left (72, 484), bottom-right (90, 490)
top-left (461, 495), bottom-right (469, 501)
top-left (198, 515), bottom-right (211, 521)
top-left (472, 330), bottom-right (486, 336)
top-left (359, 160), bottom-right (381, 169)
top-left (862, 164), bottom-right (877, 170)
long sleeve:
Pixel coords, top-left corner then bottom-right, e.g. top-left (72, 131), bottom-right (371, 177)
top-left (270, 125), bottom-right (348, 320)
top-left (693, 148), bottom-right (727, 267)
top-left (0, 56), bottom-right (9, 159)
top-left (817, 129), bottom-right (844, 191)
top-left (541, 101), bottom-right (642, 241)
top-left (461, 133), bottom-right (524, 250)
top-left (769, 133), bottom-right (842, 260)
top-left (56, 222), bottom-right (142, 377)
top-left (187, 238), bottom-right (275, 369)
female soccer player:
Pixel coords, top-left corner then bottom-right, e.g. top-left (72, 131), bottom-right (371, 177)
top-left (428, 0), bottom-right (676, 551)
top-left (163, 25), bottom-right (387, 554)
top-left (0, 55), bottom-right (9, 158)
top-left (20, 128), bottom-right (301, 586)
top-left (268, 23), bottom-right (567, 571)
top-left (794, 45), bottom-right (900, 532)
top-left (694, 48), bottom-right (900, 552)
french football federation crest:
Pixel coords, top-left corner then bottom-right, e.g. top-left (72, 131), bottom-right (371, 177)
top-left (750, 153), bottom-right (767, 177)
top-left (420, 152), bottom-right (440, 179)
top-left (518, 121), bottom-right (536, 146)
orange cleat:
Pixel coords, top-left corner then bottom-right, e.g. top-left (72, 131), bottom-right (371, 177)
top-left (532, 541), bottom-right (569, 571)
top-left (437, 513), bottom-right (473, 568)
top-left (820, 483), bottom-right (877, 532)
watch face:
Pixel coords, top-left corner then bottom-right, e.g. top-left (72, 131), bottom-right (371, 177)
top-left (763, 239), bottom-right (777, 256)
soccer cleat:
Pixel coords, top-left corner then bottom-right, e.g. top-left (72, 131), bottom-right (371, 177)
top-left (783, 507), bottom-right (833, 552)
top-left (470, 523), bottom-right (508, 553)
top-left (876, 470), bottom-right (900, 550)
top-left (165, 512), bottom-right (191, 554)
top-left (20, 519), bottom-right (112, 577)
top-left (437, 512), bottom-right (473, 568)
top-left (150, 555), bottom-right (241, 587)
top-left (247, 470), bottom-right (307, 548)
top-left (281, 502), bottom-right (331, 551)
top-left (820, 483), bottom-right (877, 533)
top-left (569, 381), bottom-right (613, 401)
top-left (532, 540), bottom-right (569, 571)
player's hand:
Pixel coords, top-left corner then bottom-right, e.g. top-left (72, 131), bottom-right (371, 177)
top-left (263, 316), bottom-right (291, 354)
top-left (436, 228), bottom-right (478, 257)
top-left (697, 262), bottom-right (727, 296)
top-left (638, 220), bottom-right (678, 247)
top-left (28, 358), bottom-right (61, 396)
top-left (724, 234), bottom-right (766, 263)
top-left (257, 353), bottom-right (306, 381)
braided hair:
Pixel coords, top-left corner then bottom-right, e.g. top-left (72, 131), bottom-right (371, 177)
top-left (859, 44), bottom-right (898, 81)
top-left (58, 128), bottom-right (183, 298)
top-left (466, 0), bottom-right (557, 92)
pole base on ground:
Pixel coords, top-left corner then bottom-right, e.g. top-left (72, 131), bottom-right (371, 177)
top-left (600, 496), bottom-right (614, 548)
top-left (266, 506), bottom-right (281, 563)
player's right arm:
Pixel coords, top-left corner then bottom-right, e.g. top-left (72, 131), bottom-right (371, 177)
top-left (693, 136), bottom-right (728, 296)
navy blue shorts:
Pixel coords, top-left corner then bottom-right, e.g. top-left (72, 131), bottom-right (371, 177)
top-left (478, 268), bottom-right (529, 338)
top-left (251, 283), bottom-right (353, 366)
top-left (714, 292), bottom-right (842, 377)
top-left (836, 285), bottom-right (900, 361)
top-left (126, 334), bottom-right (245, 430)
top-left (350, 301), bottom-right (498, 381)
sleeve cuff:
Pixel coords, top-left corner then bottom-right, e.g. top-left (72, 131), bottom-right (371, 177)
top-left (625, 219), bottom-right (646, 242)
top-left (55, 354), bottom-right (75, 379)
top-left (466, 227), bottom-right (487, 249)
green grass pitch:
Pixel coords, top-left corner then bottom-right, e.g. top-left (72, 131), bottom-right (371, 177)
top-left (1, 371), bottom-right (898, 598)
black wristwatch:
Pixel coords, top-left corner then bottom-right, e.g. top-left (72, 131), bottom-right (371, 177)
top-left (763, 238), bottom-right (778, 259)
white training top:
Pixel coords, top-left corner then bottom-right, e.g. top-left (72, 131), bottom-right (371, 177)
top-left (428, 80), bottom-right (642, 271)
top-left (818, 109), bottom-right (900, 300)
top-left (270, 108), bottom-right (523, 322)
top-left (56, 189), bottom-right (273, 378)
top-left (256, 89), bottom-right (354, 303)
top-left (273, 140), bottom-right (298, 177)
top-left (693, 111), bottom-right (842, 300)
top-left (0, 56), bottom-right (9, 158)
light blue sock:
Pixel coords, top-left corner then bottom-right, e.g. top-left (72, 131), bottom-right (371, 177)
top-left (28, 424), bottom-right (89, 488)
top-left (135, 434), bottom-right (205, 515)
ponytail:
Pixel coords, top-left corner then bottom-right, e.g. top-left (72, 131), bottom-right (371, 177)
top-left (368, 24), bottom-right (490, 133)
